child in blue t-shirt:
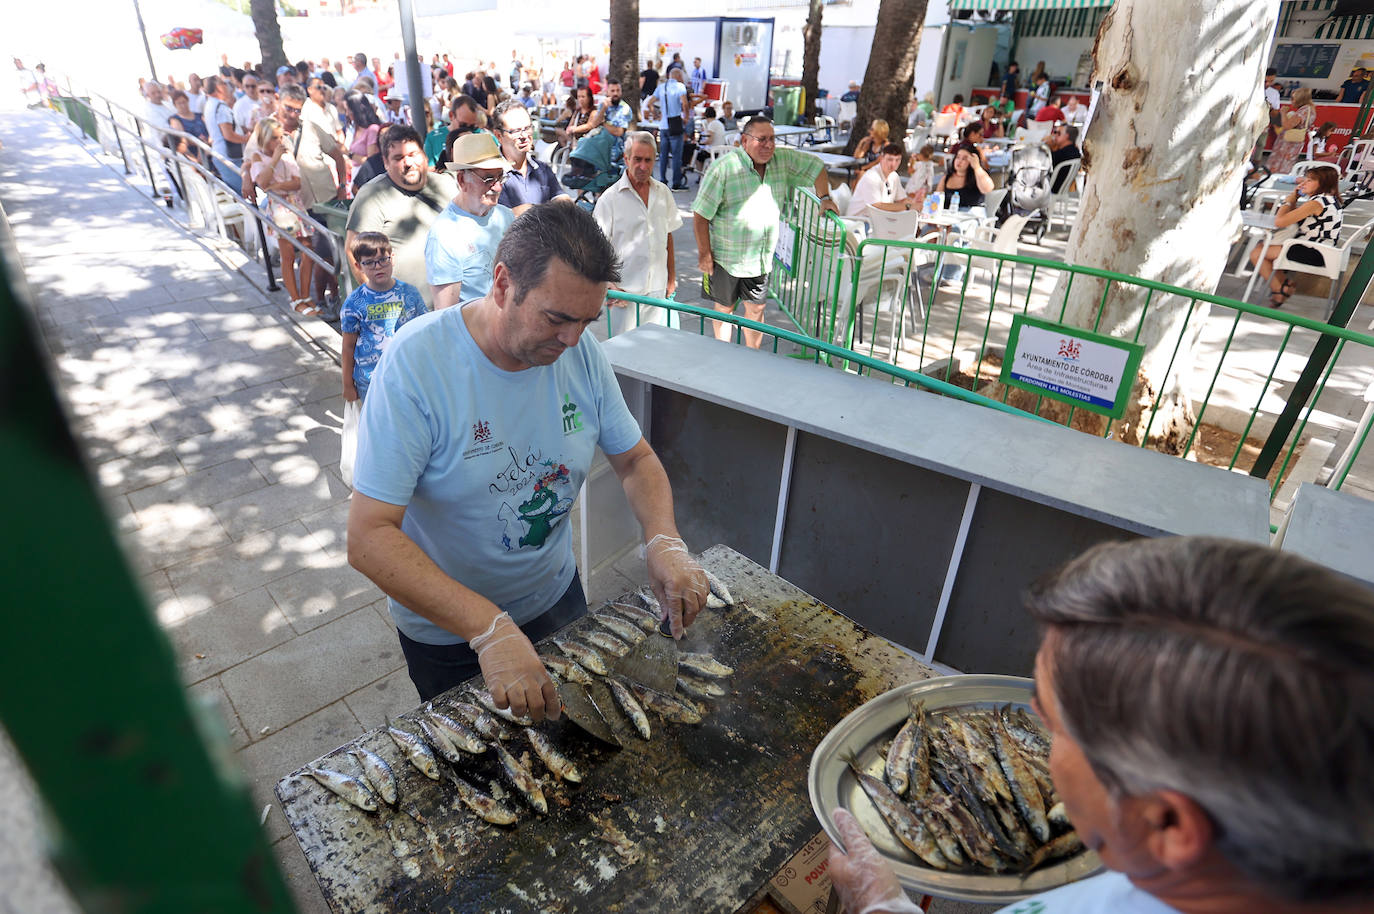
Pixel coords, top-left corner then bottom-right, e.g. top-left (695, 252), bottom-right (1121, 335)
top-left (341, 231), bottom-right (428, 403)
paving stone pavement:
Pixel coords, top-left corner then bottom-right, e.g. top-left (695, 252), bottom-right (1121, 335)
top-left (0, 103), bottom-right (395, 914)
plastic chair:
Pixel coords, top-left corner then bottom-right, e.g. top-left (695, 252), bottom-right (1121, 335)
top-left (837, 100), bottom-right (857, 131)
top-left (966, 214), bottom-right (1031, 308)
top-left (830, 181), bottom-right (853, 217)
top-left (694, 144), bottom-right (733, 180)
top-left (1337, 137), bottom-right (1374, 176)
top-left (813, 115), bottom-right (835, 144)
top-left (1272, 217), bottom-right (1374, 319)
top-left (1046, 159), bottom-right (1081, 232)
top-left (930, 111), bottom-right (958, 145)
top-left (1018, 120), bottom-right (1054, 146)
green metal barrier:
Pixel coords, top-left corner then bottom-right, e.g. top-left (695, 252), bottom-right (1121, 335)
top-left (605, 291), bottom-right (1055, 425)
top-left (0, 208), bottom-right (296, 909)
top-left (831, 233), bottom-right (1374, 500)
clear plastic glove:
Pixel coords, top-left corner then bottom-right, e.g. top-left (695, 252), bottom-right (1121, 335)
top-left (469, 612), bottom-right (560, 722)
top-left (828, 808), bottom-right (925, 914)
top-left (642, 534), bottom-right (709, 638)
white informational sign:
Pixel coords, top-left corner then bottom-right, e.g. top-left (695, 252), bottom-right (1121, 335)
top-left (717, 18), bottom-right (774, 110)
top-left (1002, 316), bottom-right (1143, 417)
top-left (774, 220), bottom-right (797, 273)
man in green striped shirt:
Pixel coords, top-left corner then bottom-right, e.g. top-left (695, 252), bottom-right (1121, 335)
top-left (692, 116), bottom-right (837, 348)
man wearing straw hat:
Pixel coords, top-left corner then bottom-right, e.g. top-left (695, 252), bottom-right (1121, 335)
top-left (425, 131), bottom-right (517, 310)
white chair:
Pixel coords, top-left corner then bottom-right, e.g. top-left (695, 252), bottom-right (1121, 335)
top-left (694, 144), bottom-right (733, 180)
top-left (830, 181), bottom-right (853, 217)
top-left (981, 187), bottom-right (1009, 223)
top-left (813, 115), bottom-right (836, 144)
top-left (1272, 217), bottom-right (1374, 319)
top-left (930, 111), bottom-right (958, 145)
top-left (549, 144), bottom-right (571, 180)
top-left (966, 214), bottom-right (1031, 309)
top-left (1337, 137), bottom-right (1374, 176)
top-left (837, 100), bottom-right (857, 131)
top-left (864, 206), bottom-right (924, 242)
top-left (1046, 159), bottom-right (1081, 232)
top-left (1290, 160), bottom-right (1328, 180)
top-left (842, 224), bottom-right (926, 356)
top-left (1018, 120), bottom-right (1054, 146)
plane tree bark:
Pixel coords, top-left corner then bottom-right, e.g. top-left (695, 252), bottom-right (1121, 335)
top-left (1045, 0), bottom-right (1279, 453)
top-left (250, 0), bottom-right (289, 74)
top-left (844, 0), bottom-right (927, 154)
top-left (610, 0), bottom-right (641, 120)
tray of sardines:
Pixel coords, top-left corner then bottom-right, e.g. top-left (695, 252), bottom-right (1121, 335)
top-left (809, 675), bottom-right (1101, 903)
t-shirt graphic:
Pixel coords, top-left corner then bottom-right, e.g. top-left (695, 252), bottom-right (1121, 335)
top-left (496, 454), bottom-right (573, 551)
top-left (340, 280), bottom-right (427, 397)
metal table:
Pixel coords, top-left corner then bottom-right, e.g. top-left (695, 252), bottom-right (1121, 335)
top-left (276, 545), bottom-right (935, 914)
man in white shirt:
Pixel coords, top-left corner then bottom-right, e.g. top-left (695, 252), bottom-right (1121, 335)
top-left (186, 73), bottom-right (207, 114)
top-left (141, 80), bottom-right (174, 134)
top-left (232, 74), bottom-right (261, 133)
top-left (827, 536), bottom-right (1374, 914)
top-left (594, 131), bottom-right (682, 335)
top-left (846, 144), bottom-right (910, 216)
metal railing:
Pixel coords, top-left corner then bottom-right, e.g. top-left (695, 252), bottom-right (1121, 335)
top-left (48, 82), bottom-right (349, 300)
top-left (612, 186), bottom-right (1374, 504)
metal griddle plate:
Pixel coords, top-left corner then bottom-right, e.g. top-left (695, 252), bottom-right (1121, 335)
top-left (809, 675), bottom-right (1103, 904)
top-left (275, 546), bottom-right (938, 914)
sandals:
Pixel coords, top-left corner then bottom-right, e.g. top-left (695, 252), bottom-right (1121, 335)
top-left (1267, 279), bottom-right (1296, 309)
top-left (292, 298), bottom-right (320, 317)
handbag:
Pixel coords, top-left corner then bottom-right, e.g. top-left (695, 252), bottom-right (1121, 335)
top-left (1282, 127), bottom-right (1307, 143)
top-left (667, 115), bottom-right (685, 137)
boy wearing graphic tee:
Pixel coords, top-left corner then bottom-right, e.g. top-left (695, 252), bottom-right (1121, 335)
top-left (342, 232), bottom-right (428, 403)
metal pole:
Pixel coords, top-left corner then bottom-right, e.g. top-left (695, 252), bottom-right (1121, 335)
top-left (254, 212), bottom-right (280, 292)
top-left (397, 0), bottom-right (428, 133)
top-left (130, 0), bottom-right (158, 82)
top-left (1251, 237), bottom-right (1374, 479)
top-left (133, 118), bottom-right (158, 200)
top-left (106, 100), bottom-right (131, 174)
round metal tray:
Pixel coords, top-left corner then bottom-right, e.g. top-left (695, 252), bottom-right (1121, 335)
top-left (808, 674), bottom-right (1102, 904)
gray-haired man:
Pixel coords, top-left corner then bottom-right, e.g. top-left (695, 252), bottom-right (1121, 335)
top-left (829, 536), bottom-right (1374, 914)
top-left (349, 203), bottom-right (710, 716)
top-left (593, 131), bottom-right (680, 334)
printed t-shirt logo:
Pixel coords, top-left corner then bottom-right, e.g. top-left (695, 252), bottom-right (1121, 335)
top-left (561, 394), bottom-right (584, 435)
top-left (473, 419), bottom-right (492, 443)
top-left (463, 418), bottom-right (503, 459)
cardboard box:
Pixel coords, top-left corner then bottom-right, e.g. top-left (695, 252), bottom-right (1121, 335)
top-left (768, 830), bottom-right (834, 914)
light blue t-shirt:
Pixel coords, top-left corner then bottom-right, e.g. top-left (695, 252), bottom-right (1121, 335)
top-left (994, 872), bottom-right (1180, 914)
top-left (423, 201), bottom-right (514, 300)
top-left (339, 279), bottom-right (427, 399)
top-left (654, 80), bottom-right (688, 129)
top-left (353, 304), bottom-right (643, 644)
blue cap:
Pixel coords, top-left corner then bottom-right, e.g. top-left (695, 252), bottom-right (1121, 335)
top-left (277, 65), bottom-right (293, 76)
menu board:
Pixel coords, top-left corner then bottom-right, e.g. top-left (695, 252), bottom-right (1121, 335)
top-left (1272, 43), bottom-right (1341, 79)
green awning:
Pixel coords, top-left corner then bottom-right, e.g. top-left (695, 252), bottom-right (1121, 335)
top-left (948, 0), bottom-right (1112, 10)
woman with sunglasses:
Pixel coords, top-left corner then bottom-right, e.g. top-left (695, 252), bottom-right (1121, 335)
top-left (1249, 164), bottom-right (1342, 308)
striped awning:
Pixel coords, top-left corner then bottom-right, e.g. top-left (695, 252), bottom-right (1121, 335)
top-left (948, 0), bottom-right (1112, 10)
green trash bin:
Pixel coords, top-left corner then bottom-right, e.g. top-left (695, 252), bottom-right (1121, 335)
top-left (772, 86), bottom-right (802, 128)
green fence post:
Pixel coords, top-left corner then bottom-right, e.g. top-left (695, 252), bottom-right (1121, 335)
top-left (1251, 240), bottom-right (1374, 479)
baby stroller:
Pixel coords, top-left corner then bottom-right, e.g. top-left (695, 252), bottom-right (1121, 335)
top-left (562, 128), bottom-right (622, 210)
top-left (997, 143), bottom-right (1054, 243)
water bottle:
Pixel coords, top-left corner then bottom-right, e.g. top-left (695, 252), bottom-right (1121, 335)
top-left (929, 191), bottom-right (943, 213)
top-left (950, 191), bottom-right (961, 212)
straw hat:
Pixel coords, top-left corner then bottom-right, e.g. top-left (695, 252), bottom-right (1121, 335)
top-left (445, 131), bottom-right (511, 172)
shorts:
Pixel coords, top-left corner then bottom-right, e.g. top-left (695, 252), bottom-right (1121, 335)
top-left (705, 264), bottom-right (768, 309)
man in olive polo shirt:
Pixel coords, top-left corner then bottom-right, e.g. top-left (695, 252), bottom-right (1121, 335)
top-left (691, 116), bottom-right (836, 348)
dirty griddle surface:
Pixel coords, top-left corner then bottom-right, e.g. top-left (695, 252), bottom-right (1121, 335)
top-left (275, 546), bottom-right (935, 913)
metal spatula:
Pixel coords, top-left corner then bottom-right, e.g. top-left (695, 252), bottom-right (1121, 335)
top-left (556, 681), bottom-right (621, 747)
top-left (611, 614), bottom-right (679, 693)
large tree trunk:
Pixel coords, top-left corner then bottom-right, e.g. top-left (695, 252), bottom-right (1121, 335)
top-left (845, 0), bottom-right (927, 155)
top-left (250, 0), bottom-right (288, 74)
top-left (610, 0), bottom-right (641, 120)
top-left (1053, 0), bottom-right (1279, 453)
top-left (801, 0), bottom-right (824, 122)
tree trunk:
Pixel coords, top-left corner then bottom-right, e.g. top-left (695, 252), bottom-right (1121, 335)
top-left (1050, 0), bottom-right (1278, 453)
top-left (844, 0), bottom-right (927, 155)
top-left (801, 0), bottom-right (824, 122)
top-left (249, 0), bottom-right (289, 75)
top-left (610, 0), bottom-right (641, 121)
